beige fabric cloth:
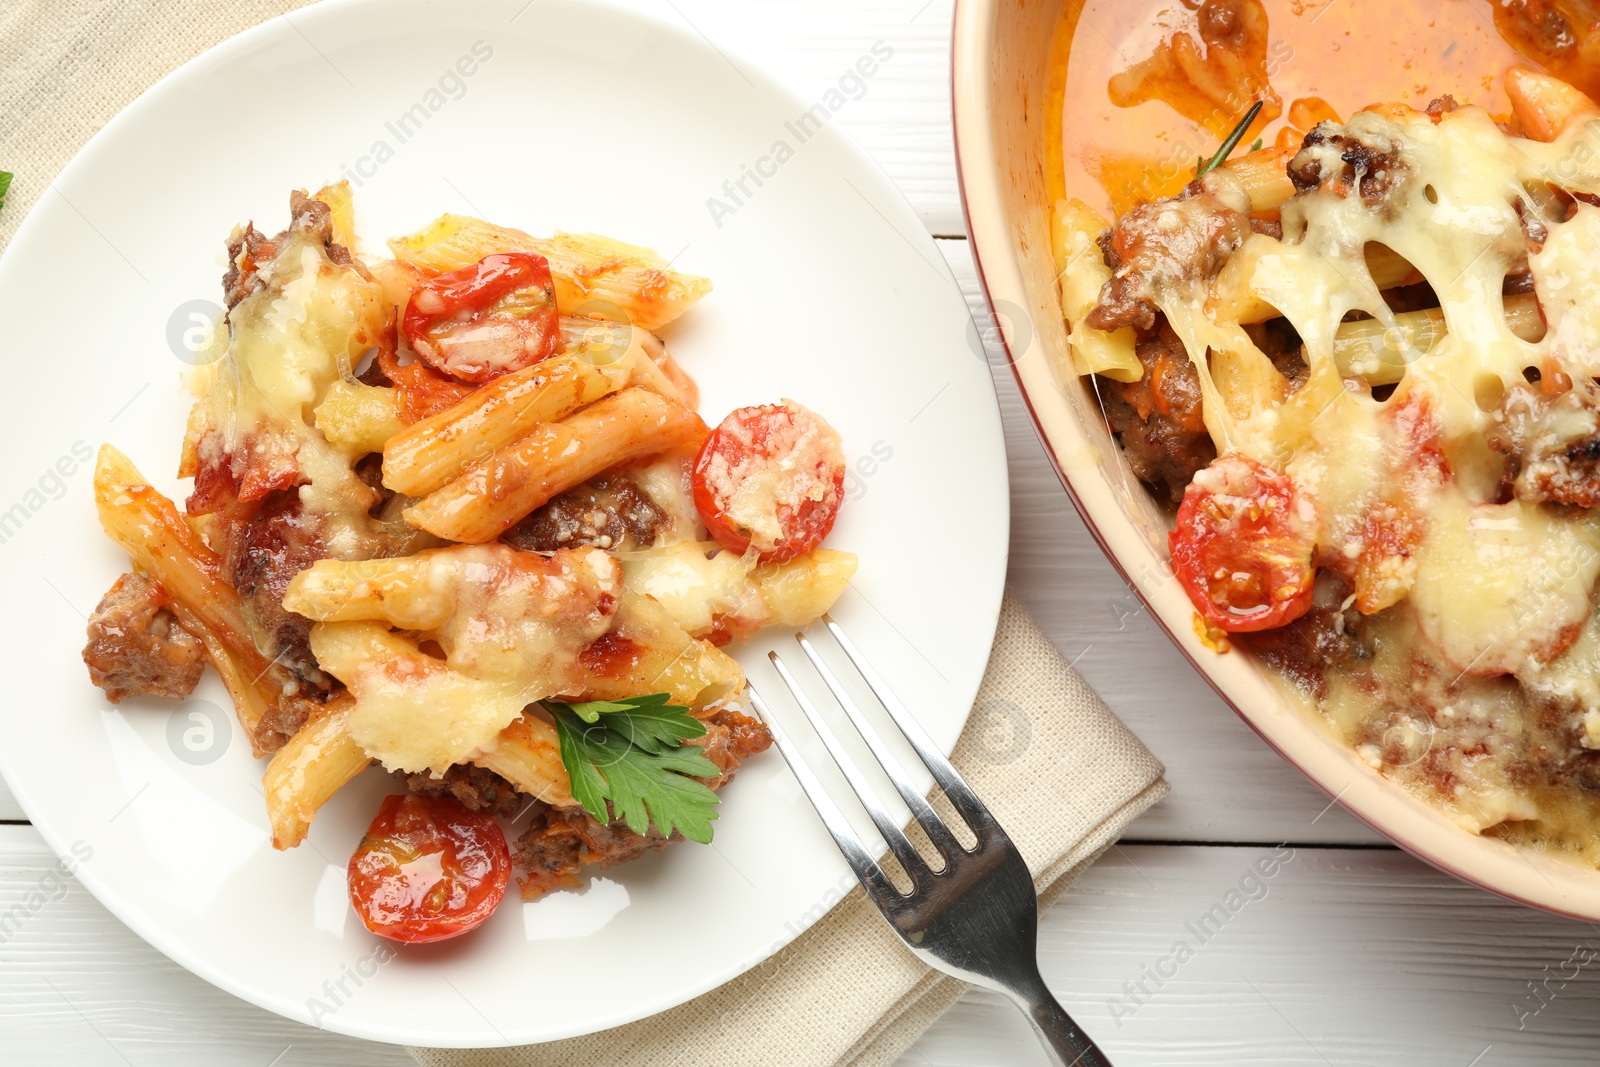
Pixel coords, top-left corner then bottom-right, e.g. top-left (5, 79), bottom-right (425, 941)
top-left (0, 0), bottom-right (317, 253)
top-left (0, 6), bottom-right (1169, 1062)
top-left (411, 593), bottom-right (1167, 1067)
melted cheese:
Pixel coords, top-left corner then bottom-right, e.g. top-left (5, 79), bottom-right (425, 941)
top-left (1523, 610), bottom-right (1600, 744)
top-left (1148, 103), bottom-right (1600, 844)
top-left (202, 228), bottom-right (388, 557)
top-left (1531, 203), bottom-right (1600, 377)
top-left (312, 621), bottom-right (546, 775)
top-left (628, 447), bottom-right (705, 547)
top-left (1183, 105), bottom-right (1600, 667)
top-left (621, 542), bottom-right (758, 636)
top-left (305, 545), bottom-right (621, 774)
top-left (620, 541), bottom-right (858, 641)
top-left (1409, 497), bottom-right (1600, 676)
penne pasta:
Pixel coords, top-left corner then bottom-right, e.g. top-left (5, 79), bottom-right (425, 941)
top-left (388, 214), bottom-right (712, 331)
top-left (366, 257), bottom-right (425, 326)
top-left (403, 387), bottom-right (707, 543)
top-left (262, 697), bottom-right (371, 850)
top-left (284, 553), bottom-right (455, 630)
top-left (381, 352), bottom-right (634, 499)
top-left (1329, 292), bottom-right (1544, 385)
top-left (93, 446), bottom-right (263, 671)
top-left (581, 591), bottom-right (745, 709)
top-left (1218, 143), bottom-right (1297, 214)
top-left (1051, 198), bottom-right (1143, 383)
top-left (753, 549), bottom-right (858, 628)
top-left (635, 331), bottom-right (699, 409)
top-left (262, 695), bottom-right (579, 849)
top-left (621, 542), bottom-right (857, 638)
top-left (86, 189), bottom-right (857, 911)
top-left (314, 380), bottom-right (407, 455)
top-left (92, 445), bottom-right (326, 756)
top-left (471, 714), bottom-right (572, 806)
top-left (167, 601), bottom-right (274, 754)
top-left (1506, 69), bottom-right (1599, 143)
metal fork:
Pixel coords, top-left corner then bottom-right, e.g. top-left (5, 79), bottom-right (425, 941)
top-left (747, 617), bottom-right (1113, 1067)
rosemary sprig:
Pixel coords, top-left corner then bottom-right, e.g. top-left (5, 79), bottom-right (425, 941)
top-left (1195, 101), bottom-right (1264, 179)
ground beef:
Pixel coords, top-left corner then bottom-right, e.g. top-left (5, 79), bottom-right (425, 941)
top-left (1249, 216), bottom-right (1283, 240)
top-left (1372, 280), bottom-right (1443, 315)
top-left (393, 765), bottom-right (527, 818)
top-left (222, 192), bottom-right (359, 311)
top-left (252, 692), bottom-right (324, 754)
top-left (1239, 577), bottom-right (1372, 700)
top-left (222, 491), bottom-right (333, 693)
top-left (1101, 324), bottom-right (1217, 502)
top-left (1242, 316), bottom-right (1308, 392)
top-left (501, 475), bottom-right (667, 553)
top-left (512, 809), bottom-right (586, 894)
top-left (82, 573), bottom-right (206, 703)
top-left (1504, 270), bottom-right (1537, 296)
top-left (510, 707), bottom-right (773, 898)
top-left (1425, 94), bottom-right (1460, 120)
top-left (512, 805), bottom-right (669, 897)
top-left (1287, 121), bottom-right (1408, 208)
top-left (1087, 175), bottom-right (1253, 333)
top-left (1488, 383), bottom-right (1600, 507)
top-left (694, 707), bottom-right (775, 789)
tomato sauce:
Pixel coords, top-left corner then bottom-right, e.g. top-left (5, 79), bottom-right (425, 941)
top-left (1054, 0), bottom-right (1546, 218)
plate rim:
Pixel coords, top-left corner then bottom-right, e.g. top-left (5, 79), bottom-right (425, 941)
top-left (0, 0), bottom-right (1011, 1045)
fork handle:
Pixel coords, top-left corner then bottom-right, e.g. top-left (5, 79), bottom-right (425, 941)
top-left (1007, 972), bottom-right (1113, 1067)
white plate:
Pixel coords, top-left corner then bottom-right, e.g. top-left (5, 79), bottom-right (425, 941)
top-left (0, 0), bottom-right (1007, 1048)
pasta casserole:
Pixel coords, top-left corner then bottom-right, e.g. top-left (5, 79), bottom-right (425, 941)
top-left (81, 188), bottom-right (855, 942)
top-left (1055, 1), bottom-right (1600, 868)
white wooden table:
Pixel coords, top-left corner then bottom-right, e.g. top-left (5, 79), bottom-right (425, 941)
top-left (4, 1), bottom-right (1598, 1063)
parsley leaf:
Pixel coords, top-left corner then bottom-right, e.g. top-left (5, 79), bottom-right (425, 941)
top-left (0, 172), bottom-right (11, 211)
top-left (549, 694), bottom-right (722, 844)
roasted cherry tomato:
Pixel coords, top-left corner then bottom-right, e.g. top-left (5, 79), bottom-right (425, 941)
top-left (348, 794), bottom-right (511, 943)
top-left (1169, 455), bottom-right (1317, 633)
top-left (402, 252), bottom-right (559, 383)
top-left (692, 401), bottom-right (846, 562)
top-left (376, 340), bottom-right (477, 422)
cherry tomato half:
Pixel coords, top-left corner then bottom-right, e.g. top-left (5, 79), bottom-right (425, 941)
top-left (348, 794), bottom-right (511, 944)
top-left (1169, 455), bottom-right (1317, 633)
top-left (692, 401), bottom-right (846, 562)
top-left (402, 252), bottom-right (559, 383)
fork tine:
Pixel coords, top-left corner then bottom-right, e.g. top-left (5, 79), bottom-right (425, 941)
top-left (747, 685), bottom-right (901, 902)
top-left (767, 653), bottom-right (933, 883)
top-left (794, 632), bottom-right (966, 859)
top-left (824, 616), bottom-right (997, 835)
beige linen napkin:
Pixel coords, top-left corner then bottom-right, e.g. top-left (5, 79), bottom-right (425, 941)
top-left (0, 6), bottom-right (1169, 1062)
top-left (0, 0), bottom-right (318, 254)
top-left (411, 592), bottom-right (1167, 1067)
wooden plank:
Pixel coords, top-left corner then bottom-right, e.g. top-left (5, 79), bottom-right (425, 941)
top-left (935, 237), bottom-right (1379, 846)
top-left (904, 843), bottom-right (1600, 1065)
top-left (8, 826), bottom-right (1596, 1065)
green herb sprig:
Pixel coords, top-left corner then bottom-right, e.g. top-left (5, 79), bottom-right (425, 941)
top-left (0, 172), bottom-right (12, 213)
top-left (548, 693), bottom-right (721, 844)
top-left (1196, 101), bottom-right (1264, 179)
